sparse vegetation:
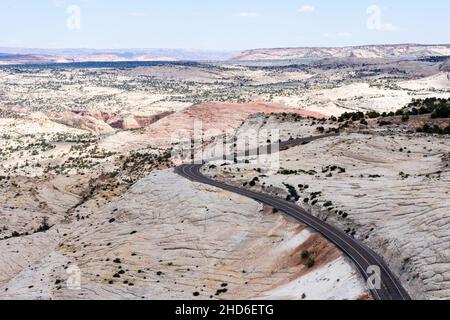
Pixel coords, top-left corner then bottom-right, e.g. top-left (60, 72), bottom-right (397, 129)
top-left (301, 250), bottom-right (310, 259)
top-left (403, 98), bottom-right (450, 118)
top-left (306, 257), bottom-right (315, 269)
top-left (35, 217), bottom-right (51, 233)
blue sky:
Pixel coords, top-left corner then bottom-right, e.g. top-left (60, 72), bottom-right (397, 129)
top-left (0, 0), bottom-right (449, 50)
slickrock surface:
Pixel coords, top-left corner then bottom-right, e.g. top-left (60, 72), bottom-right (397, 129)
top-left (0, 170), bottom-right (368, 300)
top-left (206, 131), bottom-right (450, 300)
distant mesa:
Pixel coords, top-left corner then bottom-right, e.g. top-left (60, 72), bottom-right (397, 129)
top-left (231, 44), bottom-right (450, 61)
top-left (0, 53), bottom-right (60, 65)
top-left (1, 44), bottom-right (450, 65)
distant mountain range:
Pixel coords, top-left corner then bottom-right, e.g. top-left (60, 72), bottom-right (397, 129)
top-left (0, 44), bottom-right (450, 65)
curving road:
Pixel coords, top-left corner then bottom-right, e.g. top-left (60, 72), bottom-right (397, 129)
top-left (175, 135), bottom-right (411, 300)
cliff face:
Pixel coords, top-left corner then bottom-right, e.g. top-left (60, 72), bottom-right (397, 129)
top-left (0, 170), bottom-right (368, 300)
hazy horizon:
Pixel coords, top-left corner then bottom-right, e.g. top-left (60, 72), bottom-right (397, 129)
top-left (1, 43), bottom-right (450, 54)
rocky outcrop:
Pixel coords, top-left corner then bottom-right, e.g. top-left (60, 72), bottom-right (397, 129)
top-left (47, 112), bottom-right (115, 134)
top-left (0, 170), bottom-right (368, 300)
top-left (144, 102), bottom-right (326, 147)
top-left (44, 110), bottom-right (176, 132)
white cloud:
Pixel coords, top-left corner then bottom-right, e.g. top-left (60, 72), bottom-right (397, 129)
top-left (299, 5), bottom-right (315, 13)
top-left (235, 12), bottom-right (260, 17)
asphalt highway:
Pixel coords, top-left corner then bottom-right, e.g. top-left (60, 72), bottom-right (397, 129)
top-left (175, 135), bottom-right (411, 300)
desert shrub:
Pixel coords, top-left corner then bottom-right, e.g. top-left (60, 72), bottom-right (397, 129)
top-left (323, 201), bottom-right (333, 207)
top-left (284, 183), bottom-right (300, 202)
top-left (366, 111), bottom-right (380, 119)
top-left (378, 120), bottom-right (392, 126)
top-left (306, 257), bottom-right (315, 268)
top-left (35, 217), bottom-right (51, 233)
top-left (109, 170), bottom-right (120, 178)
top-left (301, 250), bottom-right (310, 259)
top-left (402, 98), bottom-right (450, 117)
top-left (248, 177), bottom-right (259, 187)
top-left (338, 111), bottom-right (364, 122)
top-left (430, 104), bottom-right (450, 119)
top-left (278, 169), bottom-right (298, 175)
top-left (417, 124), bottom-right (450, 135)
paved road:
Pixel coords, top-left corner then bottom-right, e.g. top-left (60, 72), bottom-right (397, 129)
top-left (203, 133), bottom-right (339, 163)
top-left (175, 135), bottom-right (411, 300)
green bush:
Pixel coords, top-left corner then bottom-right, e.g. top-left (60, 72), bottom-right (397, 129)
top-left (306, 257), bottom-right (315, 268)
top-left (366, 111), bottom-right (380, 119)
top-left (402, 98), bottom-right (450, 117)
top-left (431, 105), bottom-right (450, 119)
top-left (378, 120), bottom-right (392, 126)
top-left (417, 124), bottom-right (450, 135)
top-left (323, 201), bottom-right (333, 207)
top-left (301, 250), bottom-right (310, 259)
